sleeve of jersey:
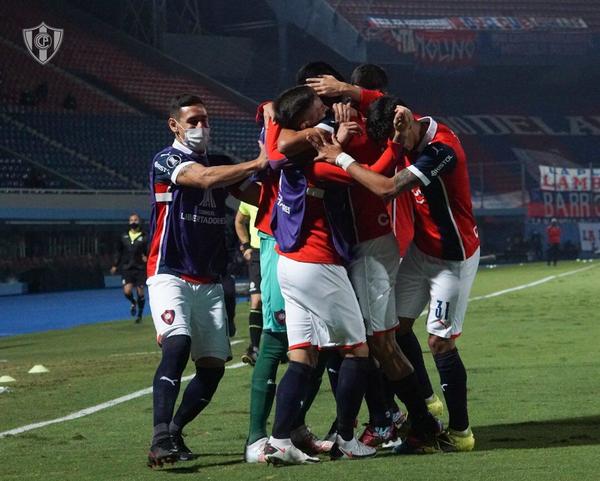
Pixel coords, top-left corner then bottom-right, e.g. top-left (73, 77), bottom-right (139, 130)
top-left (358, 89), bottom-right (384, 115)
top-left (308, 139), bottom-right (402, 184)
top-left (406, 142), bottom-right (457, 187)
top-left (238, 201), bottom-right (250, 216)
top-left (153, 153), bottom-right (194, 185)
top-left (265, 118), bottom-right (289, 170)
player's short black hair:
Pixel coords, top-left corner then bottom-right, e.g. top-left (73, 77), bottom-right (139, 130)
top-left (366, 96), bottom-right (408, 143)
top-left (273, 85), bottom-right (318, 130)
top-left (295, 61), bottom-right (345, 85)
top-left (168, 94), bottom-right (205, 119)
top-left (351, 64), bottom-right (388, 91)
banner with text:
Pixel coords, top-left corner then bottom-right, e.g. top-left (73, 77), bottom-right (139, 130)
top-left (578, 222), bottom-right (600, 251)
top-left (528, 165), bottom-right (600, 219)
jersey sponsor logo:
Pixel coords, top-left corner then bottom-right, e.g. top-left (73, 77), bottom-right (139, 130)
top-left (430, 153), bottom-right (454, 177)
top-left (166, 154), bottom-right (182, 169)
top-left (276, 194), bottom-right (291, 214)
top-left (161, 309), bottom-right (175, 325)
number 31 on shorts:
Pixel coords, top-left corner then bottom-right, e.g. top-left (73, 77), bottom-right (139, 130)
top-left (434, 300), bottom-right (450, 320)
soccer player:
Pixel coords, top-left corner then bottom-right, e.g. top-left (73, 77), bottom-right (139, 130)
top-left (546, 218), bottom-right (561, 266)
top-left (235, 201), bottom-right (263, 365)
top-left (308, 74), bottom-right (443, 418)
top-left (110, 213), bottom-right (148, 323)
top-left (297, 99), bottom-right (443, 454)
top-left (244, 101), bottom-right (334, 463)
top-left (262, 85), bottom-right (416, 465)
top-left (309, 98), bottom-right (480, 453)
top-left (145, 94), bottom-right (267, 467)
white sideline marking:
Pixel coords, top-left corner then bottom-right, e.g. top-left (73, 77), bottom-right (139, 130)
top-left (1, 264), bottom-right (595, 439)
top-left (0, 361), bottom-right (247, 438)
top-left (469, 265), bottom-right (596, 302)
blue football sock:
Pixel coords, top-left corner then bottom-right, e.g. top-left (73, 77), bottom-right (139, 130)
top-left (170, 365), bottom-right (225, 434)
top-left (434, 348), bottom-right (468, 431)
top-left (271, 361), bottom-right (313, 439)
top-left (336, 357), bottom-right (369, 441)
top-left (152, 335), bottom-right (191, 443)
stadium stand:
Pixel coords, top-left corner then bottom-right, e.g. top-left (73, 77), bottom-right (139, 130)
top-left (328, 0), bottom-right (600, 31)
top-left (0, 0), bottom-right (261, 189)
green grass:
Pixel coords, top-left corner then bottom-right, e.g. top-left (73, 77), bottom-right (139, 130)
top-left (1, 260), bottom-right (599, 480)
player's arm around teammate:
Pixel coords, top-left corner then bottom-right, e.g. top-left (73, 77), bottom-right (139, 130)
top-left (311, 98), bottom-right (480, 452)
top-left (145, 94), bottom-right (269, 468)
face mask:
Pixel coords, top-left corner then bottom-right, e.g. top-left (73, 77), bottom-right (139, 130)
top-left (179, 123), bottom-right (210, 153)
top-left (129, 223), bottom-right (139, 230)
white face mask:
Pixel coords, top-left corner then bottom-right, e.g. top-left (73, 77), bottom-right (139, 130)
top-left (177, 122), bottom-right (210, 153)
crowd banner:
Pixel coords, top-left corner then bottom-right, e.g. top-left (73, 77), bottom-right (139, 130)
top-left (578, 222), bottom-right (600, 251)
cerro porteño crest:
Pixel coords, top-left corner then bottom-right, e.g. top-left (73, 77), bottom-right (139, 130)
top-left (23, 22), bottom-right (63, 65)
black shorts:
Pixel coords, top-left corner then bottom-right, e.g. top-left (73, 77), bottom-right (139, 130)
top-left (248, 249), bottom-right (261, 295)
top-left (122, 270), bottom-right (146, 287)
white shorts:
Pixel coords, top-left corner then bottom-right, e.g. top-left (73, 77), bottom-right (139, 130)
top-left (147, 274), bottom-right (232, 361)
top-left (349, 233), bottom-right (401, 336)
top-left (395, 245), bottom-right (480, 339)
top-left (277, 256), bottom-right (366, 350)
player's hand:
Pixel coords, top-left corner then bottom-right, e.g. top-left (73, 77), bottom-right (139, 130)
top-left (262, 102), bottom-right (275, 125)
top-left (305, 74), bottom-right (345, 97)
top-left (332, 102), bottom-right (351, 123)
top-left (255, 140), bottom-right (269, 170)
top-left (243, 248), bottom-right (253, 262)
top-left (110, 266), bottom-right (117, 275)
top-left (336, 121), bottom-right (363, 146)
top-left (393, 105), bottom-right (414, 134)
top-left (142, 255), bottom-right (147, 263)
top-left (307, 131), bottom-right (343, 164)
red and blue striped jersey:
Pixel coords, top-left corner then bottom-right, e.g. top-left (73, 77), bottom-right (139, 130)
top-left (404, 117), bottom-right (479, 261)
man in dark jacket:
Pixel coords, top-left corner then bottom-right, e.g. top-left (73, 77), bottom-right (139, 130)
top-left (111, 212), bottom-right (148, 323)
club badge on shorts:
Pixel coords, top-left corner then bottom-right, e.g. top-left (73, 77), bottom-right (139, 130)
top-left (23, 22), bottom-right (63, 65)
top-left (161, 310), bottom-right (176, 325)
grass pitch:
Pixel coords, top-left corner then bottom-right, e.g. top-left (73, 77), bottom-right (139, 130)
top-left (1, 261), bottom-right (599, 481)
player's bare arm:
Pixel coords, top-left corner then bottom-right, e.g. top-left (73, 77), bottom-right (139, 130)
top-left (176, 141), bottom-right (268, 189)
top-left (277, 127), bottom-right (327, 156)
top-left (305, 74), bottom-right (362, 102)
top-left (308, 106), bottom-right (421, 198)
top-left (234, 210), bottom-right (253, 261)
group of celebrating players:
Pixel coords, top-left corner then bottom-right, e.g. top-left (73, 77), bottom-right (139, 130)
top-left (143, 60), bottom-right (480, 468)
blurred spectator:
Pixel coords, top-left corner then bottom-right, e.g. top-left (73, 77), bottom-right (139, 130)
top-left (546, 218), bottom-right (561, 266)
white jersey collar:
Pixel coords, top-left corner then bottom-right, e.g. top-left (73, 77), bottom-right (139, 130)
top-left (172, 139), bottom-right (205, 158)
top-left (415, 116), bottom-right (437, 154)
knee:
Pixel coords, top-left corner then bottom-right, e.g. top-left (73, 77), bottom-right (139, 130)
top-left (427, 335), bottom-right (455, 356)
top-left (367, 335), bottom-right (388, 360)
top-left (288, 347), bottom-right (317, 368)
top-left (396, 318), bottom-right (415, 336)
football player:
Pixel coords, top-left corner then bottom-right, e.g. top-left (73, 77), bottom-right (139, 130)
top-left (310, 98), bottom-right (480, 453)
top-left (145, 94), bottom-right (267, 467)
